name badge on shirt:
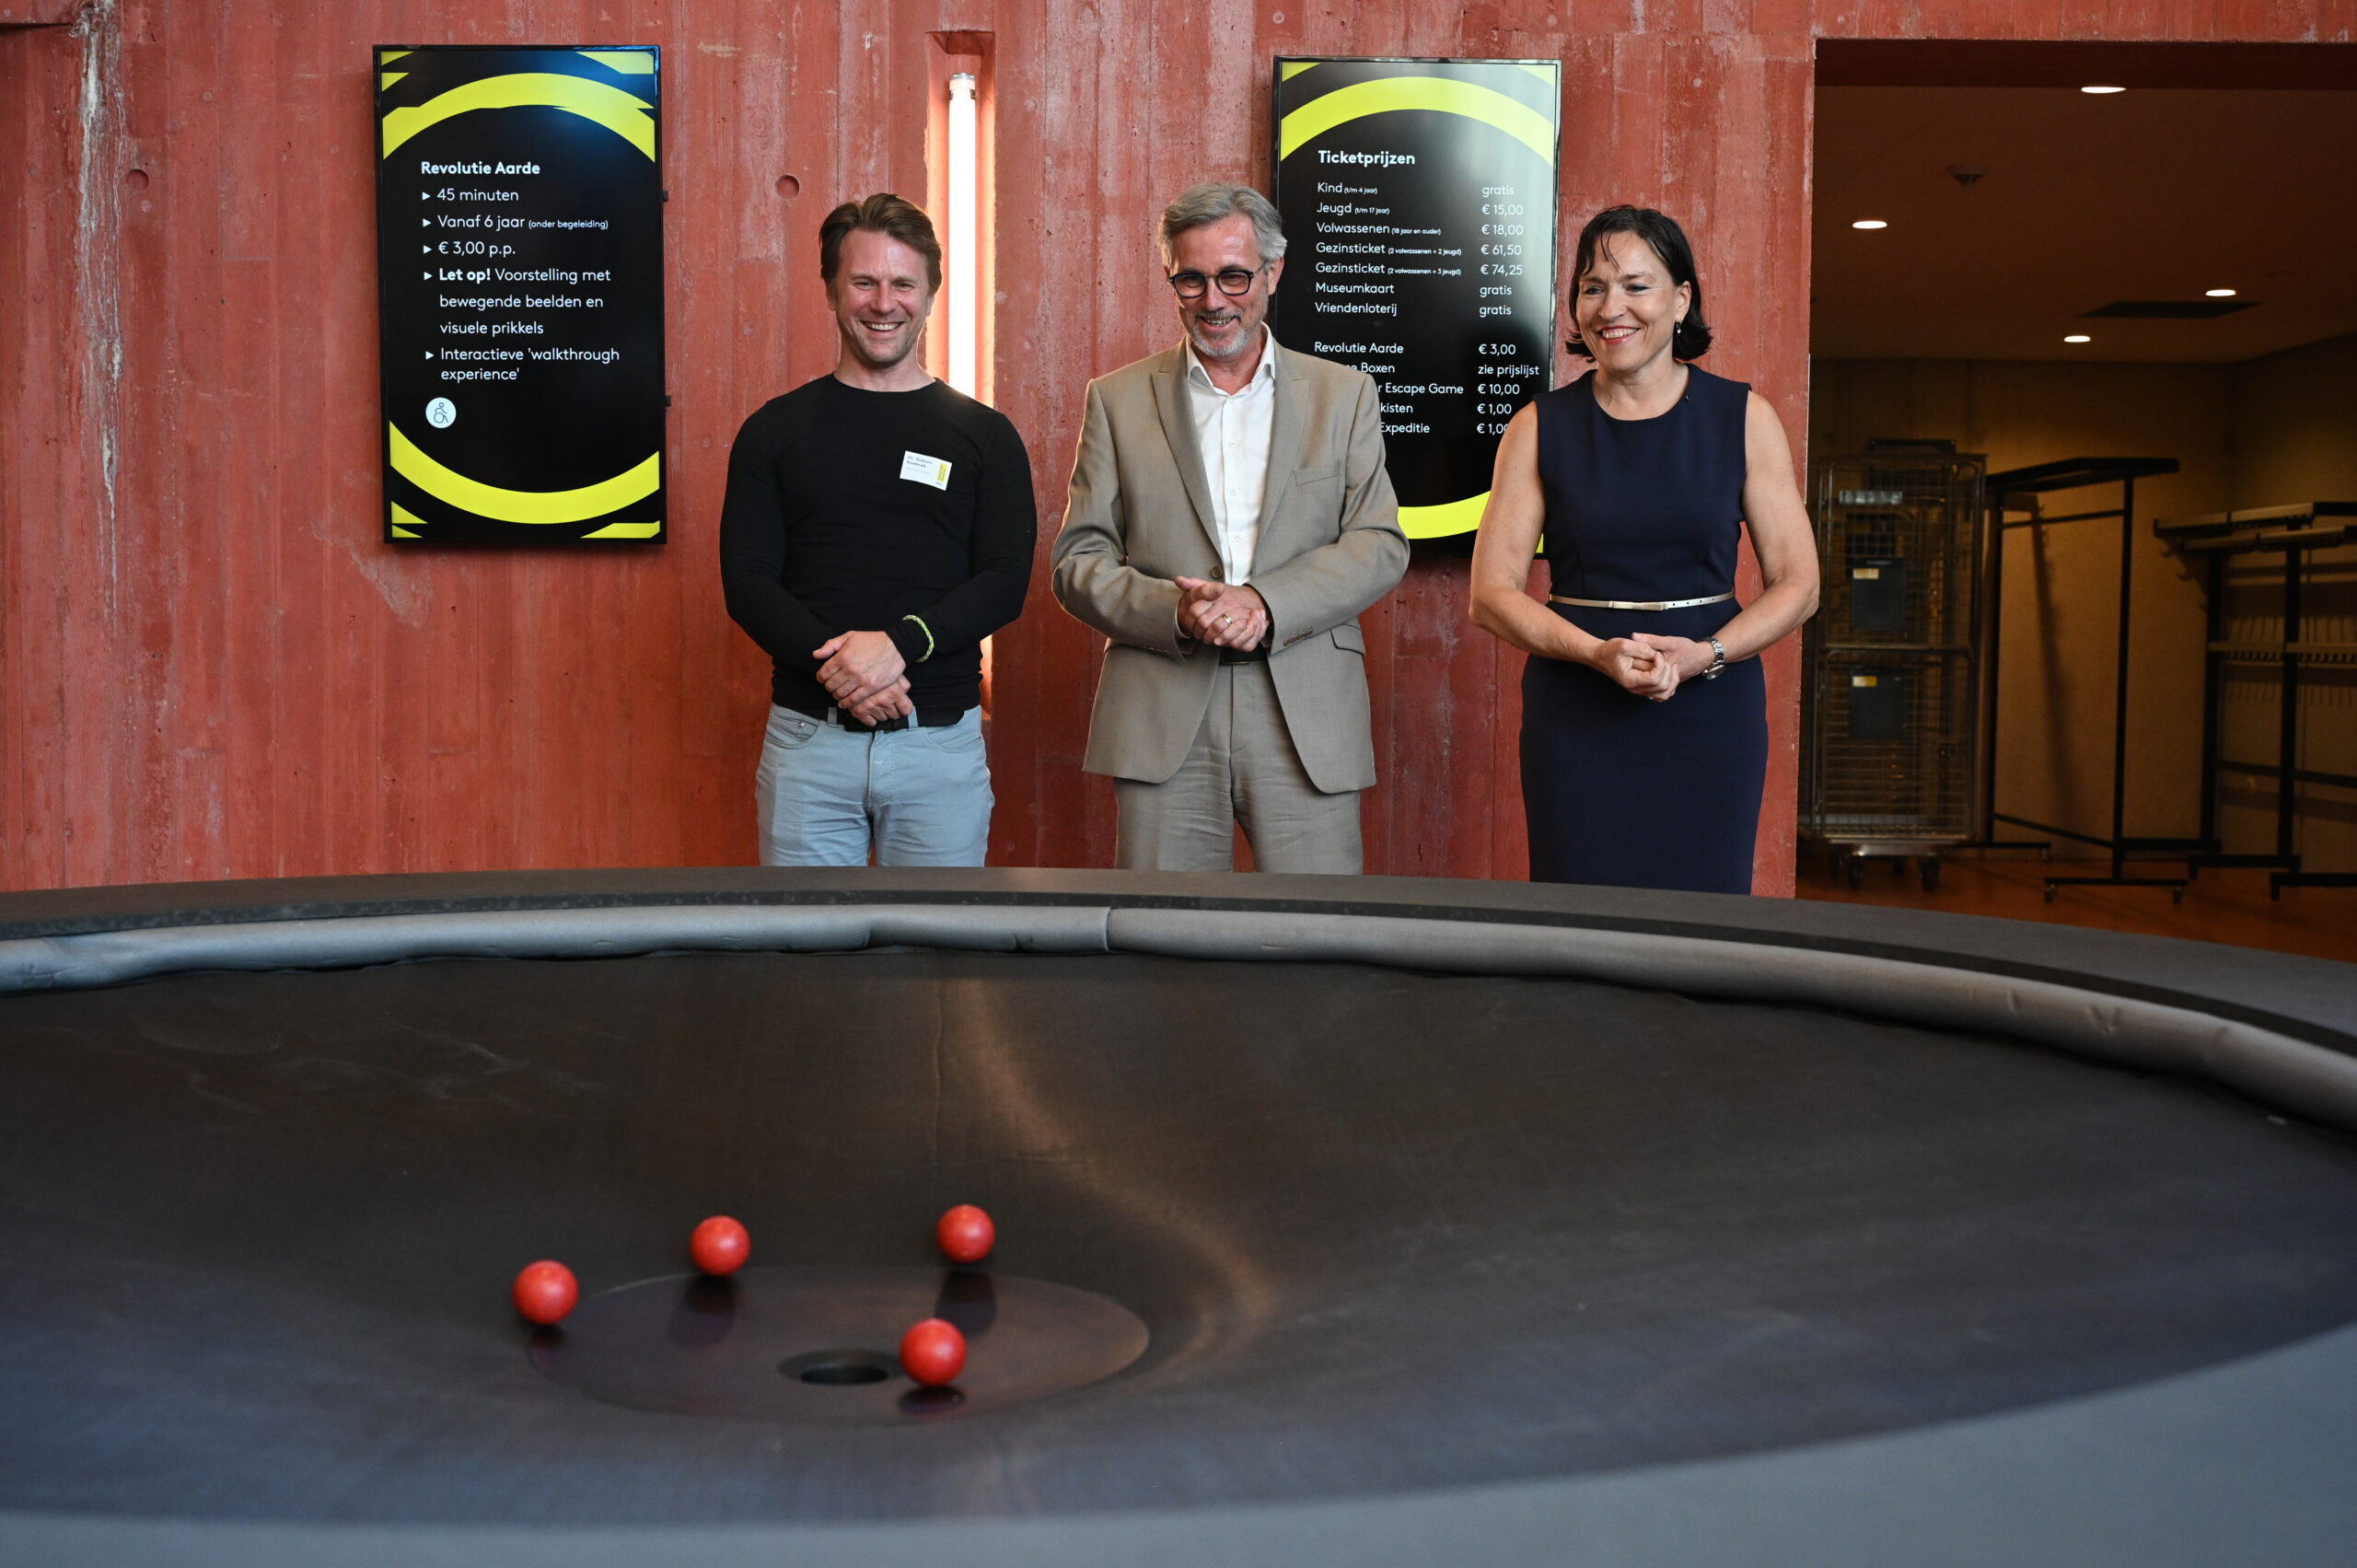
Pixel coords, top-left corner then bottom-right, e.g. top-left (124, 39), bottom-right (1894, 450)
top-left (900, 451), bottom-right (952, 491)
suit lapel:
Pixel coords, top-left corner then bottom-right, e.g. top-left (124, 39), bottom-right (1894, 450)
top-left (1250, 343), bottom-right (1306, 579)
top-left (1150, 349), bottom-right (1221, 555)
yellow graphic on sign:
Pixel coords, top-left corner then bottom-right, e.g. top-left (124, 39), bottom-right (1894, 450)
top-left (390, 424), bottom-right (660, 525)
top-left (1399, 493), bottom-right (1492, 540)
top-left (577, 50), bottom-right (656, 75)
top-left (381, 73), bottom-right (656, 160)
top-left (1278, 76), bottom-right (1555, 165)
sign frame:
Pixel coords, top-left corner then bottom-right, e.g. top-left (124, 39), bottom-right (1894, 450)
top-left (373, 43), bottom-right (668, 546)
top-left (1271, 55), bottom-right (1561, 555)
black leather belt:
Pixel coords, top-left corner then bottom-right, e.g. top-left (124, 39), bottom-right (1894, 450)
top-left (1218, 643), bottom-right (1271, 665)
top-left (813, 705), bottom-right (965, 734)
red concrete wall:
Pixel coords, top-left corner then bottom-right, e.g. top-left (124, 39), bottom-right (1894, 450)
top-left (6, 2), bottom-right (2349, 893)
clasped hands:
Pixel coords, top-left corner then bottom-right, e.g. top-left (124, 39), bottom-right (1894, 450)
top-left (1590, 633), bottom-right (1712, 703)
top-left (1174, 576), bottom-right (1269, 650)
top-left (812, 629), bottom-right (911, 725)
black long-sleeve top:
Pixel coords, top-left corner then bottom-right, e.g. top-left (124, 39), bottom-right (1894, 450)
top-left (719, 376), bottom-right (1036, 716)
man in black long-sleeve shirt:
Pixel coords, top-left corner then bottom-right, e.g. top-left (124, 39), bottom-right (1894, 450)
top-left (720, 194), bottom-right (1035, 865)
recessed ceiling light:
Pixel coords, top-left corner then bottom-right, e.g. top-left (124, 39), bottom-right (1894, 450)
top-left (1851, 219), bottom-right (1887, 230)
top-left (2205, 287), bottom-right (2237, 298)
top-left (2081, 85), bottom-right (2127, 94)
top-left (2063, 334), bottom-right (2093, 343)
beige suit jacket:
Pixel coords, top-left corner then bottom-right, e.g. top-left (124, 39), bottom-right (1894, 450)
top-left (1051, 342), bottom-right (1408, 792)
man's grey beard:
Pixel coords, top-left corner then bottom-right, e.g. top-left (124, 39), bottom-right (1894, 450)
top-left (1186, 311), bottom-right (1249, 360)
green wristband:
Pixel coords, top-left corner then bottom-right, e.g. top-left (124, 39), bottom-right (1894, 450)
top-left (900, 614), bottom-right (935, 663)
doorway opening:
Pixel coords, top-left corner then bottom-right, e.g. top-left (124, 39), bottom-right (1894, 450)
top-left (1798, 40), bottom-right (2357, 958)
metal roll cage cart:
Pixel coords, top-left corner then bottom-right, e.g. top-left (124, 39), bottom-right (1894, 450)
top-left (2154, 501), bottom-right (2357, 899)
top-left (1802, 440), bottom-right (1988, 892)
top-left (1982, 457), bottom-right (2195, 902)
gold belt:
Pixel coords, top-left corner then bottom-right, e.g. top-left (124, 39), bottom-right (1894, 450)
top-left (1550, 590), bottom-right (1735, 611)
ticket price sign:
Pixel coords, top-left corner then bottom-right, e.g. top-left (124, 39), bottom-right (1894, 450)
top-left (1271, 58), bottom-right (1559, 553)
top-left (374, 46), bottom-right (665, 543)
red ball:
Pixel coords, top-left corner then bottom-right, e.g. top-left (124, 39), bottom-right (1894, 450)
top-left (900, 1318), bottom-right (967, 1387)
top-left (512, 1260), bottom-right (578, 1326)
top-left (690, 1215), bottom-right (750, 1276)
top-left (935, 1203), bottom-right (995, 1265)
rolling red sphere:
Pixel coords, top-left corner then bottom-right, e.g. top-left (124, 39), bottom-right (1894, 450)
top-left (900, 1318), bottom-right (968, 1387)
top-left (935, 1203), bottom-right (995, 1265)
top-left (690, 1214), bottom-right (750, 1276)
top-left (512, 1260), bottom-right (578, 1326)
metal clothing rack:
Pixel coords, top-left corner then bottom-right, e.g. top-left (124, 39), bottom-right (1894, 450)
top-left (2154, 501), bottom-right (2357, 899)
top-left (1982, 457), bottom-right (2192, 901)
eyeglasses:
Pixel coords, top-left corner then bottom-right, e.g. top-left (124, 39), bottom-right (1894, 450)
top-left (1167, 263), bottom-right (1267, 299)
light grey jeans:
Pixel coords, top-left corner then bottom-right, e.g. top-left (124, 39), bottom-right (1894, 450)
top-left (754, 704), bottom-right (993, 866)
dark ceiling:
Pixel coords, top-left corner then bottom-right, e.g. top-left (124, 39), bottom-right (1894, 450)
top-left (1812, 85), bottom-right (2357, 363)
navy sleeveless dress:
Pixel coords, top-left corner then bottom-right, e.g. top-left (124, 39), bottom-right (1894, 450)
top-left (1521, 366), bottom-right (1767, 893)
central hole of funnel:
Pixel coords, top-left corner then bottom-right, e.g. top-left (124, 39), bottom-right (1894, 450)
top-left (782, 1349), bottom-right (895, 1387)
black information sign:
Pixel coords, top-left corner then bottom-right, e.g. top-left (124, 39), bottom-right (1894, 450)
top-left (373, 46), bottom-right (665, 544)
top-left (1271, 58), bottom-right (1559, 553)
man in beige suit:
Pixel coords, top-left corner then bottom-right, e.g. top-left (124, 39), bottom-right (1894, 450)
top-left (1052, 183), bottom-right (1408, 873)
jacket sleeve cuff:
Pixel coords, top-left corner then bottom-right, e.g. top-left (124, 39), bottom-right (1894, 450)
top-left (1257, 580), bottom-right (1317, 650)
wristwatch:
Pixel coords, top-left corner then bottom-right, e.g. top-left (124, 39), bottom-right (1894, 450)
top-left (1703, 636), bottom-right (1726, 680)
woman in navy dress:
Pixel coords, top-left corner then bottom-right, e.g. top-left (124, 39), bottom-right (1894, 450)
top-left (1470, 207), bottom-right (1817, 893)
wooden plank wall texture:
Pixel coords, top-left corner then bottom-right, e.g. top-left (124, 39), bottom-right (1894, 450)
top-left (5, 1), bottom-right (2350, 893)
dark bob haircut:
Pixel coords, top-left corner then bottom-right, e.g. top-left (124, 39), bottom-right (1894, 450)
top-left (1564, 204), bottom-right (1712, 362)
top-left (819, 192), bottom-right (943, 294)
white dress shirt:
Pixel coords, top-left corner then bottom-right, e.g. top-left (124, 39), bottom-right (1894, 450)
top-left (1182, 328), bottom-right (1278, 586)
